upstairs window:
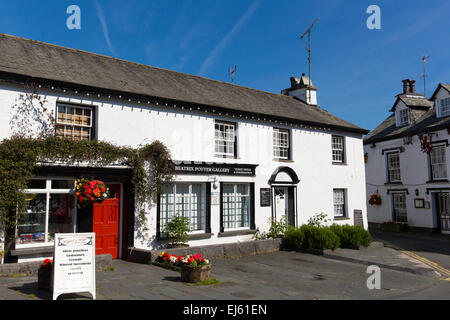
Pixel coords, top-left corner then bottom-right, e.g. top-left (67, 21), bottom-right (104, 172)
top-left (438, 97), bottom-right (450, 117)
top-left (215, 121), bottom-right (236, 158)
top-left (332, 136), bottom-right (345, 163)
top-left (273, 128), bottom-right (290, 160)
top-left (387, 152), bottom-right (401, 182)
top-left (56, 104), bottom-right (94, 141)
top-left (396, 108), bottom-right (410, 126)
top-left (430, 145), bottom-right (447, 180)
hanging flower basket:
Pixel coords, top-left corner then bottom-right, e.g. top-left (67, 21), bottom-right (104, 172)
top-left (368, 194), bottom-right (381, 206)
top-left (38, 259), bottom-right (52, 291)
top-left (419, 135), bottom-right (433, 153)
top-left (75, 178), bottom-right (109, 209)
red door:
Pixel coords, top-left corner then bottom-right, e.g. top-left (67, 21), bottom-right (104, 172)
top-left (93, 184), bottom-right (120, 259)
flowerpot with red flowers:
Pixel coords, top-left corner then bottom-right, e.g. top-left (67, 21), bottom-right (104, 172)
top-left (154, 252), bottom-right (211, 283)
top-left (368, 194), bottom-right (382, 206)
top-left (180, 254), bottom-right (211, 283)
top-left (75, 178), bottom-right (109, 209)
top-left (38, 259), bottom-right (53, 291)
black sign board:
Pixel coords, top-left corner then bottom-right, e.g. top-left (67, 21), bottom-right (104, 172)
top-left (173, 161), bottom-right (257, 177)
top-left (260, 188), bottom-right (271, 207)
top-left (353, 210), bottom-right (364, 227)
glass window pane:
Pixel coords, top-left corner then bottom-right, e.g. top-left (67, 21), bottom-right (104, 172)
top-left (16, 194), bottom-right (47, 245)
top-left (27, 179), bottom-right (47, 189)
top-left (47, 194), bottom-right (76, 242)
top-left (223, 184), bottom-right (250, 230)
top-left (51, 180), bottom-right (74, 189)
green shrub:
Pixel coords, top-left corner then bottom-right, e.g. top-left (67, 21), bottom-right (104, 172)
top-left (164, 214), bottom-right (190, 246)
top-left (283, 225), bottom-right (340, 250)
top-left (329, 224), bottom-right (372, 249)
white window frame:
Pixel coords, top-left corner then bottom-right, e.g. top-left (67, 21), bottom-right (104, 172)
top-left (387, 152), bottom-right (401, 182)
top-left (159, 183), bottom-right (206, 234)
top-left (397, 108), bottom-right (410, 126)
top-left (333, 189), bottom-right (346, 218)
top-left (430, 145), bottom-right (447, 180)
top-left (392, 192), bottom-right (408, 223)
top-left (222, 184), bottom-right (251, 231)
top-left (332, 136), bottom-right (345, 163)
top-left (438, 97), bottom-right (450, 118)
top-left (16, 179), bottom-right (76, 249)
top-left (273, 128), bottom-right (290, 160)
top-left (56, 103), bottom-right (93, 141)
top-left (215, 121), bottom-right (236, 158)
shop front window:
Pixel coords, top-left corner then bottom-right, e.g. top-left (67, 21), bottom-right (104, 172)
top-left (222, 184), bottom-right (250, 230)
top-left (16, 179), bottom-right (76, 247)
top-left (160, 183), bottom-right (206, 233)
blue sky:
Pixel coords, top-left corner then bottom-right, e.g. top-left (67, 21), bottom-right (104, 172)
top-left (0, 0), bottom-right (449, 131)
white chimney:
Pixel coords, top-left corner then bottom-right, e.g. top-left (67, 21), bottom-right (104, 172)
top-left (281, 74), bottom-right (318, 105)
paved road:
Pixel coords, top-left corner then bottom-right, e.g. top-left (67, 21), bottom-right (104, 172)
top-left (371, 231), bottom-right (450, 273)
top-left (1, 251), bottom-right (448, 300)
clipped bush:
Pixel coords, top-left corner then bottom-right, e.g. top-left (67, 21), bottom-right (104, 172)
top-left (329, 224), bottom-right (372, 249)
top-left (283, 225), bottom-right (340, 250)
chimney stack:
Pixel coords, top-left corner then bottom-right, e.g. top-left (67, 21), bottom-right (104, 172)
top-left (402, 79), bottom-right (410, 94)
top-left (409, 80), bottom-right (416, 93)
top-left (401, 79), bottom-right (417, 94)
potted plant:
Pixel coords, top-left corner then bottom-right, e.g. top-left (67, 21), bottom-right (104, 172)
top-left (75, 178), bottom-right (109, 209)
top-left (179, 254), bottom-right (212, 284)
top-left (38, 259), bottom-right (53, 291)
top-left (163, 214), bottom-right (190, 248)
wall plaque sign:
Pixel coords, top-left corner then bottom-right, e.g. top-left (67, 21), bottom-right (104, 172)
top-left (173, 161), bottom-right (257, 177)
top-left (260, 188), bottom-right (271, 207)
top-left (353, 210), bottom-right (364, 227)
top-left (53, 233), bottom-right (96, 300)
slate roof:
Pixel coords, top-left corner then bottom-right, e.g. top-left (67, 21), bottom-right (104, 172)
top-left (0, 33), bottom-right (367, 134)
top-left (364, 99), bottom-right (450, 145)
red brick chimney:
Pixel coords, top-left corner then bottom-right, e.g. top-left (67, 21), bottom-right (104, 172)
top-left (409, 80), bottom-right (416, 93)
top-left (402, 79), bottom-right (410, 94)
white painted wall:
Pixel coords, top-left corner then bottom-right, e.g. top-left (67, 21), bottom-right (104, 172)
top-left (0, 82), bottom-right (368, 251)
top-left (364, 87), bottom-right (450, 230)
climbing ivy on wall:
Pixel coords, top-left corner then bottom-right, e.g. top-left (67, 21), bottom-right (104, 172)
top-left (0, 136), bottom-right (174, 255)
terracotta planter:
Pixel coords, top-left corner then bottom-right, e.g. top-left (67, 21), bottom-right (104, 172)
top-left (181, 265), bottom-right (212, 283)
top-left (38, 267), bottom-right (52, 291)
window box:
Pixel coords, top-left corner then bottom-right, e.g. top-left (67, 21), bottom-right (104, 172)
top-left (218, 229), bottom-right (257, 238)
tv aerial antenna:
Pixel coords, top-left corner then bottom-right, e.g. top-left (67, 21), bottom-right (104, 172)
top-left (421, 55), bottom-right (430, 96)
top-left (228, 65), bottom-right (238, 84)
top-left (300, 18), bottom-right (319, 103)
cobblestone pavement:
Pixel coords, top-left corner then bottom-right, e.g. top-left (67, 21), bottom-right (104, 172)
top-left (1, 251), bottom-right (448, 300)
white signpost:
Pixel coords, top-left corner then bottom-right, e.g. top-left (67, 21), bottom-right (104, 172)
top-left (53, 233), bottom-right (96, 300)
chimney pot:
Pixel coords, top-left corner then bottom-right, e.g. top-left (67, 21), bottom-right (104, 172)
top-left (402, 79), bottom-right (410, 94)
top-left (409, 80), bottom-right (416, 93)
